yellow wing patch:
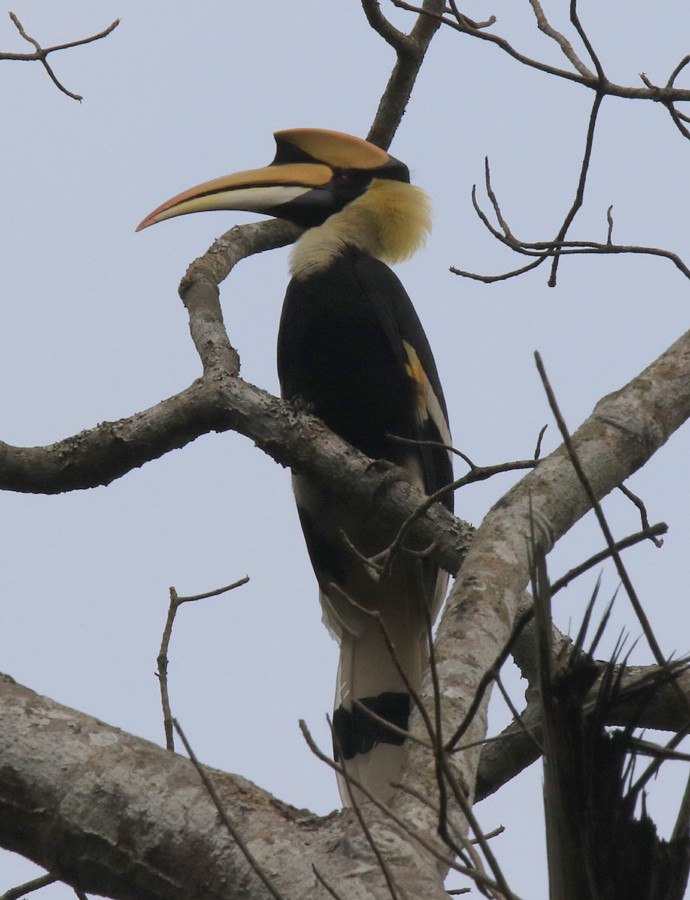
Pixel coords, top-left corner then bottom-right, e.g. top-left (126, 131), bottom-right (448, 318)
top-left (402, 340), bottom-right (453, 449)
top-left (403, 341), bottom-right (428, 417)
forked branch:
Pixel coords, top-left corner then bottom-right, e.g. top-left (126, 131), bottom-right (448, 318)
top-left (2, 12), bottom-right (119, 100)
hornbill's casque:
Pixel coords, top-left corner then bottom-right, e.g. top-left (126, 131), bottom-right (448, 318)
top-left (137, 129), bottom-right (453, 805)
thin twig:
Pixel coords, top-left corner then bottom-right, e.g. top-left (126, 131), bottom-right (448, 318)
top-left (617, 484), bottom-right (663, 547)
top-left (548, 89), bottom-right (605, 285)
top-left (527, 0), bottom-right (594, 78)
top-left (173, 719), bottom-right (286, 900)
top-left (387, 432), bottom-right (541, 482)
top-left (158, 577), bottom-right (249, 750)
top-left (534, 353), bottom-right (690, 727)
top-left (494, 673), bottom-right (540, 750)
top-left (550, 524), bottom-right (667, 594)
top-left (299, 720), bottom-right (513, 893)
top-left (455, 171), bottom-right (690, 283)
top-left (606, 205), bottom-right (614, 244)
top-left (569, 0), bottom-right (605, 81)
top-left (5, 13), bottom-right (119, 101)
top-left (534, 424), bottom-right (548, 460)
top-left (445, 0), bottom-right (495, 31)
top-left (453, 236), bottom-right (690, 283)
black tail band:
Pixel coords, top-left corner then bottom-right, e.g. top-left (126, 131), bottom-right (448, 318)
top-left (333, 692), bottom-right (411, 760)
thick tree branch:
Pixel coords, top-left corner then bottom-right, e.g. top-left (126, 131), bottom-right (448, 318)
top-left (3, 297), bottom-right (690, 898)
top-left (0, 373), bottom-right (469, 575)
top-left (0, 676), bottom-right (449, 900)
top-left (475, 661), bottom-right (690, 802)
top-left (402, 326), bottom-right (690, 833)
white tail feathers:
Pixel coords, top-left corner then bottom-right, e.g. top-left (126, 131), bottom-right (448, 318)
top-left (332, 613), bottom-right (428, 805)
top-left (293, 471), bottom-right (450, 807)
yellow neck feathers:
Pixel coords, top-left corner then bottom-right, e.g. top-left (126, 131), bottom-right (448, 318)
top-left (290, 179), bottom-right (432, 278)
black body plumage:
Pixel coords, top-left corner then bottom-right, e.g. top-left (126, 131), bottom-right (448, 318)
top-left (278, 247), bottom-right (453, 788)
top-left (278, 250), bottom-right (452, 504)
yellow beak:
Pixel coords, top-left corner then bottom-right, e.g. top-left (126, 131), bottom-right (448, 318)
top-left (135, 162), bottom-right (334, 232)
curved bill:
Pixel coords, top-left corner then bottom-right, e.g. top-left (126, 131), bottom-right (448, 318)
top-left (135, 162), bottom-right (333, 232)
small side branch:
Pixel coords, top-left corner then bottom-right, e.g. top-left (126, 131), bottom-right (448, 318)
top-left (158, 578), bottom-right (249, 751)
top-left (361, 0), bottom-right (411, 53)
top-left (0, 874), bottom-right (57, 900)
top-left (391, 0), bottom-right (690, 104)
top-left (3, 13), bottom-right (119, 101)
top-left (452, 158), bottom-right (690, 284)
top-left (527, 0), bottom-right (593, 78)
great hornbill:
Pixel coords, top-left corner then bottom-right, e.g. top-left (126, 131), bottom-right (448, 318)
top-left (137, 128), bottom-right (453, 805)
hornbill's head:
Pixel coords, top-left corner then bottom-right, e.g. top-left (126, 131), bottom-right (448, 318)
top-left (136, 128), bottom-right (431, 267)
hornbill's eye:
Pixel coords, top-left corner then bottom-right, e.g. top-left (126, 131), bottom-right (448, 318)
top-left (331, 169), bottom-right (373, 203)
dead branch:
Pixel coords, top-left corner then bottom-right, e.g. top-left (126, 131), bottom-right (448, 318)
top-left (157, 578), bottom-right (249, 751)
top-left (527, 0), bottom-right (593, 78)
top-left (391, 0), bottom-right (690, 104)
top-left (452, 168), bottom-right (690, 284)
top-left (2, 13), bottom-right (119, 100)
top-left (393, 1), bottom-right (690, 287)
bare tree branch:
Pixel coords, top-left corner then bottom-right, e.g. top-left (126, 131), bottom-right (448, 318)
top-left (452, 160), bottom-right (690, 284)
top-left (527, 0), bottom-right (593, 77)
top-left (2, 298), bottom-right (690, 885)
top-left (391, 0), bottom-right (690, 103)
top-left (364, 0), bottom-right (446, 149)
top-left (386, 323), bottom-right (690, 861)
top-left (2, 13), bottom-right (119, 100)
top-left (0, 874), bottom-right (57, 900)
top-left (157, 578), bottom-right (249, 751)
top-left (0, 676), bottom-right (451, 900)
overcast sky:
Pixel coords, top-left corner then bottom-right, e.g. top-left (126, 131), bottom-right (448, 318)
top-left (3, 2), bottom-right (690, 897)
